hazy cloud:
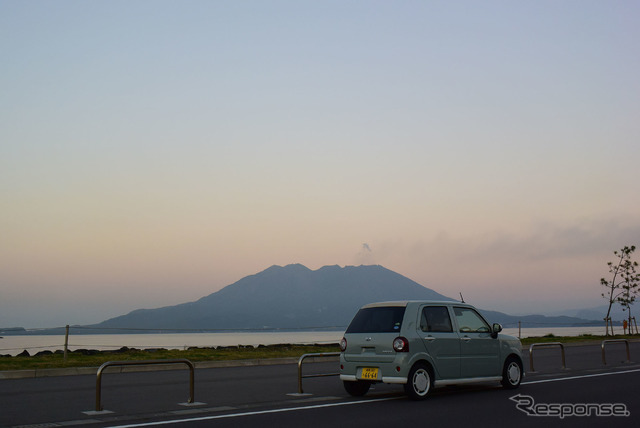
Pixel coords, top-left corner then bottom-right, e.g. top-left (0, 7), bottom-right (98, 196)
top-left (355, 242), bottom-right (375, 265)
top-left (363, 215), bottom-right (640, 314)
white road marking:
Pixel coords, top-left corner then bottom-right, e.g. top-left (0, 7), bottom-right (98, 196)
top-left (107, 396), bottom-right (404, 428)
top-left (107, 368), bottom-right (640, 427)
top-left (522, 368), bottom-right (640, 385)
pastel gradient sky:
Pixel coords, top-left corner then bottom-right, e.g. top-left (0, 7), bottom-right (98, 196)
top-left (2, 1), bottom-right (639, 328)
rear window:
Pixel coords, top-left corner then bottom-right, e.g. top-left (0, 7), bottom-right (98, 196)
top-left (345, 306), bottom-right (406, 333)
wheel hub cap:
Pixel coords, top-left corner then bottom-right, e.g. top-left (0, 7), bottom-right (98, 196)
top-left (508, 364), bottom-right (520, 384)
top-left (415, 371), bottom-right (428, 392)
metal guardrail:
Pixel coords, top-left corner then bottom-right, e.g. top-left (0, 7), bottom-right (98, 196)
top-left (528, 342), bottom-right (566, 372)
top-left (94, 359), bottom-right (195, 411)
top-left (296, 352), bottom-right (341, 394)
top-left (601, 339), bottom-right (631, 365)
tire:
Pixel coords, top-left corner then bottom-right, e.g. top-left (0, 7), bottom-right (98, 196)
top-left (501, 357), bottom-right (523, 389)
top-left (343, 380), bottom-right (371, 397)
top-left (404, 363), bottom-right (433, 400)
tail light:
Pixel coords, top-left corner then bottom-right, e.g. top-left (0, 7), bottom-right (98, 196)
top-left (340, 337), bottom-right (347, 352)
top-left (393, 337), bottom-right (409, 352)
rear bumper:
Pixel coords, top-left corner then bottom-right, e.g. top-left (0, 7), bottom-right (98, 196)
top-left (340, 352), bottom-right (413, 384)
top-left (340, 374), bottom-right (407, 384)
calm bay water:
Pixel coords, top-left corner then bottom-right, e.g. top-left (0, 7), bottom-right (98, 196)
top-left (0, 326), bottom-right (611, 356)
top-left (0, 331), bottom-right (344, 356)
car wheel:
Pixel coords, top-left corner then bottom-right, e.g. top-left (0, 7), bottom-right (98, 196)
top-left (501, 357), bottom-right (523, 389)
top-left (404, 363), bottom-right (432, 400)
top-left (343, 380), bottom-right (371, 397)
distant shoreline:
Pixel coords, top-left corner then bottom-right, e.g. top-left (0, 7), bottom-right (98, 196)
top-left (0, 327), bottom-right (348, 336)
top-left (0, 327), bottom-right (624, 357)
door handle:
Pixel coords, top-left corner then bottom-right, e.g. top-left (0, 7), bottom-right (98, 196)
top-left (424, 336), bottom-right (436, 342)
top-left (461, 336), bottom-right (471, 342)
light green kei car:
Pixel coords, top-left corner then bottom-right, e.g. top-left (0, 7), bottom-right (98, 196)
top-left (339, 300), bottom-right (523, 400)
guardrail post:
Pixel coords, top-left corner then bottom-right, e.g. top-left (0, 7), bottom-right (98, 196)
top-left (294, 352), bottom-right (341, 395)
top-left (94, 359), bottom-right (196, 412)
top-left (528, 342), bottom-right (566, 372)
top-left (63, 325), bottom-right (69, 362)
top-left (601, 339), bottom-right (631, 365)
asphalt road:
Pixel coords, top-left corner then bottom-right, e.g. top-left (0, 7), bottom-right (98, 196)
top-left (1, 342), bottom-right (639, 428)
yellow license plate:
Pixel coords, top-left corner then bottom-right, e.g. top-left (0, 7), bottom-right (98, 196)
top-left (361, 367), bottom-right (379, 380)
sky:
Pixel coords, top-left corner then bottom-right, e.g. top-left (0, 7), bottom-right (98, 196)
top-left (2, 1), bottom-right (639, 328)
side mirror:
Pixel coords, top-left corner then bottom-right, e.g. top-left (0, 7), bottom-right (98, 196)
top-left (491, 323), bottom-right (503, 338)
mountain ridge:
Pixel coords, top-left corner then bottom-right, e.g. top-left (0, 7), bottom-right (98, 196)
top-left (1, 264), bottom-right (609, 335)
top-left (93, 264), bottom-right (453, 330)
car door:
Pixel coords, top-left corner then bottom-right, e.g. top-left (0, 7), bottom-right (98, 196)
top-left (452, 306), bottom-right (500, 378)
top-left (417, 305), bottom-right (460, 380)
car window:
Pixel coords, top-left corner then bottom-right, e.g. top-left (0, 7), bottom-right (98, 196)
top-left (453, 307), bottom-right (490, 333)
top-left (345, 306), bottom-right (406, 333)
top-left (420, 306), bottom-right (453, 332)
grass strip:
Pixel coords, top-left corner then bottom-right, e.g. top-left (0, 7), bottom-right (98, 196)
top-left (519, 333), bottom-right (638, 345)
top-left (0, 343), bottom-right (340, 371)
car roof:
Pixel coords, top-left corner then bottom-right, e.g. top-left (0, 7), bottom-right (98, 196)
top-left (361, 300), bottom-right (463, 309)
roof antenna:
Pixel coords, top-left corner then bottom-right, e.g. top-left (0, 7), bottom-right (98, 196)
top-left (459, 292), bottom-right (465, 303)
